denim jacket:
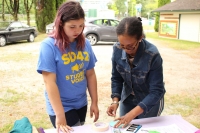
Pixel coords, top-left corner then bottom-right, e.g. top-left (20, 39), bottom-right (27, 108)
top-left (111, 39), bottom-right (166, 114)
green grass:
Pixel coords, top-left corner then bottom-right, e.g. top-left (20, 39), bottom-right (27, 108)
top-left (146, 32), bottom-right (200, 50)
top-left (0, 124), bottom-right (13, 133)
top-left (1, 52), bottom-right (33, 62)
top-left (165, 94), bottom-right (200, 128)
top-left (35, 33), bottom-right (48, 42)
top-left (143, 25), bottom-right (154, 31)
top-left (0, 88), bottom-right (26, 106)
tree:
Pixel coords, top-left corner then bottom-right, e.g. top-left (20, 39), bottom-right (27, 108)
top-left (109, 2), bottom-right (119, 17)
top-left (24, 0), bottom-right (34, 26)
top-left (136, 0), bottom-right (147, 17)
top-left (35, 0), bottom-right (56, 32)
top-left (143, 0), bottom-right (158, 18)
top-left (128, 0), bottom-right (136, 17)
top-left (56, 0), bottom-right (65, 10)
top-left (5, 0), bottom-right (19, 21)
top-left (109, 0), bottom-right (127, 19)
top-left (2, 0), bottom-right (6, 21)
top-left (154, 0), bottom-right (171, 32)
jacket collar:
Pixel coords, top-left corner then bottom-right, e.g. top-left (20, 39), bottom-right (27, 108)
top-left (121, 39), bottom-right (145, 67)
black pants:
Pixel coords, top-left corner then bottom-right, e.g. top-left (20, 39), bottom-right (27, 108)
top-left (49, 105), bottom-right (87, 127)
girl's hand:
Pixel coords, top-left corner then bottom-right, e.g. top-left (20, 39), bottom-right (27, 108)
top-left (90, 103), bottom-right (99, 122)
top-left (56, 114), bottom-right (74, 133)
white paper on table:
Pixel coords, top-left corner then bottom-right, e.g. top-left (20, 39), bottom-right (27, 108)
top-left (138, 124), bottom-right (185, 133)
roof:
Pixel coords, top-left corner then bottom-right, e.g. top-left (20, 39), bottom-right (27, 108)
top-left (152, 0), bottom-right (200, 12)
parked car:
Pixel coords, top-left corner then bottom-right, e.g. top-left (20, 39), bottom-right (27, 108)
top-left (46, 18), bottom-right (146, 46)
top-left (46, 18), bottom-right (120, 45)
top-left (0, 21), bottom-right (37, 47)
top-left (46, 23), bottom-right (54, 34)
top-left (83, 18), bottom-right (120, 45)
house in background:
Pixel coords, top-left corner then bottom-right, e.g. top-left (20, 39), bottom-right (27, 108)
top-left (152, 0), bottom-right (200, 43)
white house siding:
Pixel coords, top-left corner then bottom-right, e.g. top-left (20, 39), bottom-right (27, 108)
top-left (179, 14), bottom-right (200, 42)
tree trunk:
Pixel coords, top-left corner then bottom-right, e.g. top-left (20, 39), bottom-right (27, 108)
top-left (24, 0), bottom-right (34, 26)
top-left (2, 0), bottom-right (5, 21)
top-left (13, 13), bottom-right (18, 21)
top-left (27, 11), bottom-right (30, 26)
top-left (13, 0), bottom-right (19, 21)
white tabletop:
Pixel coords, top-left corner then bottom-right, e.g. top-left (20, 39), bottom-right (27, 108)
top-left (44, 115), bottom-right (198, 133)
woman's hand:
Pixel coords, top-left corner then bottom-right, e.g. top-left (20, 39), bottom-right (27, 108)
top-left (113, 112), bottom-right (134, 128)
top-left (106, 104), bottom-right (119, 117)
top-left (113, 106), bottom-right (144, 128)
top-left (56, 114), bottom-right (74, 133)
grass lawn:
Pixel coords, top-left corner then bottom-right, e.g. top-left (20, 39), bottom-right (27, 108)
top-left (146, 32), bottom-right (200, 50)
top-left (35, 33), bottom-right (48, 42)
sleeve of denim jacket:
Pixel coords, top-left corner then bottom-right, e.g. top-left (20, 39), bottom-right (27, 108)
top-left (138, 53), bottom-right (166, 114)
top-left (111, 44), bottom-right (124, 101)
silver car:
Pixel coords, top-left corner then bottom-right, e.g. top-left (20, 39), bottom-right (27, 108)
top-left (46, 18), bottom-right (119, 45)
top-left (83, 18), bottom-right (119, 45)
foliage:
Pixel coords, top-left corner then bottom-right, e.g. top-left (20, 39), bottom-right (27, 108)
top-left (110, 2), bottom-right (119, 16)
top-left (144, 0), bottom-right (158, 18)
top-left (135, 0), bottom-right (158, 18)
top-left (107, 2), bottom-right (112, 9)
top-left (154, 12), bottom-right (159, 32)
top-left (1, 0), bottom-right (6, 21)
top-left (0, 0), bottom-right (35, 21)
top-left (128, 0), bottom-right (136, 17)
top-left (4, 0), bottom-right (19, 21)
top-left (109, 0), bottom-right (159, 18)
top-left (109, 0), bottom-right (127, 19)
top-left (35, 0), bottom-right (56, 33)
top-left (154, 0), bottom-right (171, 32)
top-left (56, 0), bottom-right (65, 10)
top-left (24, 0), bottom-right (34, 26)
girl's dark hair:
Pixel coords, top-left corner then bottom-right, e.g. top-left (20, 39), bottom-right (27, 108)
top-left (116, 17), bottom-right (143, 40)
top-left (49, 1), bottom-right (85, 53)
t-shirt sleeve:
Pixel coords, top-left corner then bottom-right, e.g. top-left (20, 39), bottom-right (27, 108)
top-left (86, 39), bottom-right (97, 70)
top-left (37, 39), bottom-right (57, 74)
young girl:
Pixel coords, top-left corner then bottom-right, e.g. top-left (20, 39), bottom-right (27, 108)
top-left (37, 1), bottom-right (99, 133)
top-left (107, 17), bottom-right (165, 128)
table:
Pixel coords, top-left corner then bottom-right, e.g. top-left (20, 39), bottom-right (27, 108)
top-left (44, 115), bottom-right (198, 133)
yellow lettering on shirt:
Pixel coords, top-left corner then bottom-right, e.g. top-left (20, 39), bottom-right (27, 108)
top-left (69, 52), bottom-right (76, 62)
top-left (62, 54), bottom-right (70, 64)
top-left (77, 51), bottom-right (84, 61)
top-left (62, 51), bottom-right (89, 65)
top-left (66, 70), bottom-right (84, 84)
top-left (83, 52), bottom-right (89, 61)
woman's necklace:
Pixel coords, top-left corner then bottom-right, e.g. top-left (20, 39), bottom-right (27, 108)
top-left (127, 54), bottom-right (135, 68)
top-left (128, 54), bottom-right (135, 58)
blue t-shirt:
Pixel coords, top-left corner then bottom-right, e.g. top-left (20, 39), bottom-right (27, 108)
top-left (37, 37), bottom-right (97, 115)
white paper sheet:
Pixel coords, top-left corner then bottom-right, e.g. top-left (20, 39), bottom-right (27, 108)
top-left (138, 124), bottom-right (185, 133)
